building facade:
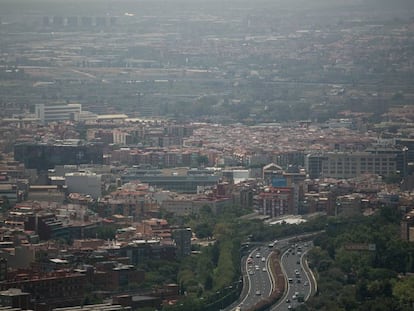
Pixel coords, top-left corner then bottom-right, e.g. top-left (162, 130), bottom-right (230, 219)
top-left (256, 187), bottom-right (295, 218)
top-left (172, 228), bottom-right (192, 257)
top-left (306, 151), bottom-right (399, 179)
top-left (14, 142), bottom-right (103, 170)
top-left (35, 103), bottom-right (81, 123)
top-left (65, 171), bottom-right (102, 199)
top-left (0, 271), bottom-right (86, 309)
top-left (320, 152), bottom-right (397, 179)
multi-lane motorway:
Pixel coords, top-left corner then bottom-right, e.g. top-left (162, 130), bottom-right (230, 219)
top-left (270, 242), bottom-right (314, 311)
top-left (229, 237), bottom-right (317, 311)
top-left (239, 246), bottom-right (274, 308)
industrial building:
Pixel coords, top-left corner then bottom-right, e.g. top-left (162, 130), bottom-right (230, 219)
top-left (35, 103), bottom-right (81, 123)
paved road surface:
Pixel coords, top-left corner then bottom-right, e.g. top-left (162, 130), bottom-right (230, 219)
top-left (271, 242), bottom-right (315, 311)
top-left (227, 233), bottom-right (320, 311)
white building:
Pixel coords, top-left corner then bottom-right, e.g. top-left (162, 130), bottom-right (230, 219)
top-left (65, 171), bottom-right (102, 199)
top-left (72, 110), bottom-right (98, 122)
top-left (113, 130), bottom-right (130, 145)
top-left (35, 103), bottom-right (82, 123)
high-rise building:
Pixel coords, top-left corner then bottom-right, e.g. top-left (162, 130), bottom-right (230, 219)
top-left (305, 154), bottom-right (326, 179)
top-left (81, 16), bottom-right (93, 27)
top-left (52, 16), bottom-right (64, 27)
top-left (66, 16), bottom-right (79, 27)
top-left (172, 228), bottom-right (192, 257)
top-left (95, 16), bottom-right (107, 27)
top-left (14, 141), bottom-right (103, 170)
top-left (256, 187), bottom-right (296, 217)
top-left (0, 258), bottom-right (7, 281)
top-left (42, 16), bottom-right (50, 26)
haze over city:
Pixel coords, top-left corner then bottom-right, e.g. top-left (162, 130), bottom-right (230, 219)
top-left (0, 1), bottom-right (414, 310)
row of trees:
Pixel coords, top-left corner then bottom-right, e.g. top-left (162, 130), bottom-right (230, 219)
top-left (164, 205), bottom-right (244, 311)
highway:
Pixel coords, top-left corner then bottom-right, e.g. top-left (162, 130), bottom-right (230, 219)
top-left (227, 234), bottom-right (319, 311)
top-left (270, 242), bottom-right (315, 311)
top-left (237, 246), bottom-right (274, 310)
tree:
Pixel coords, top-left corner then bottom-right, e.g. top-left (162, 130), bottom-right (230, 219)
top-left (393, 276), bottom-right (414, 308)
top-left (213, 223), bottom-right (233, 240)
top-left (195, 223), bottom-right (213, 239)
top-left (95, 225), bottom-right (117, 240)
top-left (384, 173), bottom-right (401, 184)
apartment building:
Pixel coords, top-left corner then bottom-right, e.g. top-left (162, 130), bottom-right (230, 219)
top-left (321, 152), bottom-right (397, 179)
top-left (256, 187), bottom-right (295, 218)
top-left (161, 195), bottom-right (231, 216)
top-left (306, 150), bottom-right (399, 179)
top-left (0, 270), bottom-right (86, 309)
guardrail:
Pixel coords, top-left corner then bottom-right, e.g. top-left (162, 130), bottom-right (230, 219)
top-left (302, 249), bottom-right (318, 299)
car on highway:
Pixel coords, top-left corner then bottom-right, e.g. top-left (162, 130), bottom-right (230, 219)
top-left (255, 290), bottom-right (261, 296)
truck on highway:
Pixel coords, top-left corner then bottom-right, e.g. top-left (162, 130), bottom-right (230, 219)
top-left (268, 239), bottom-right (278, 248)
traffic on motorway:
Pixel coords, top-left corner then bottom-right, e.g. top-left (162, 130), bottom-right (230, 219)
top-left (237, 245), bottom-right (274, 310)
top-left (230, 237), bottom-right (316, 311)
top-left (271, 241), bottom-right (314, 311)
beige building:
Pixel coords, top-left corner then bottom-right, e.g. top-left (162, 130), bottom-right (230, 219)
top-left (320, 151), bottom-right (397, 179)
top-left (161, 195), bottom-right (231, 216)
